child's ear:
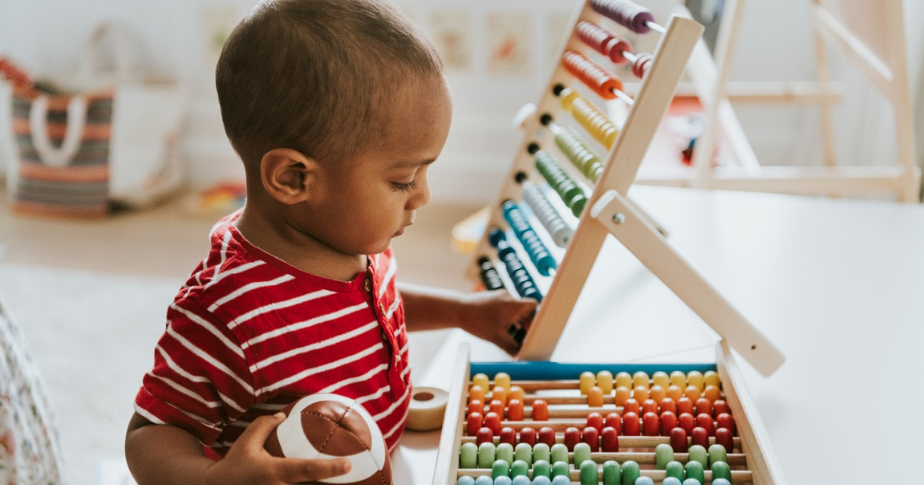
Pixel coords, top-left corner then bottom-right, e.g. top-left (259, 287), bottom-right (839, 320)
top-left (259, 148), bottom-right (318, 205)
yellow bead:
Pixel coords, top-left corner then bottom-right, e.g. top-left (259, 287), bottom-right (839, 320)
top-left (670, 371), bottom-right (687, 388)
top-left (472, 373), bottom-right (490, 391)
top-left (579, 372), bottom-right (596, 395)
top-left (704, 371), bottom-right (721, 388)
top-left (650, 385), bottom-right (666, 403)
top-left (561, 89), bottom-right (580, 112)
top-left (652, 371), bottom-right (670, 390)
top-left (509, 386), bottom-right (525, 403)
top-left (687, 371), bottom-right (705, 391)
top-left (588, 386), bottom-right (604, 407)
top-left (614, 386), bottom-right (631, 406)
top-left (596, 371), bottom-right (614, 394)
top-left (633, 371), bottom-right (650, 390)
top-left (494, 372), bottom-right (511, 391)
top-left (615, 372), bottom-right (633, 389)
top-left (492, 386), bottom-right (507, 406)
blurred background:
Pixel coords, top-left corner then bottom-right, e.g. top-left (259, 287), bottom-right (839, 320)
top-left (1, 1), bottom-right (923, 484)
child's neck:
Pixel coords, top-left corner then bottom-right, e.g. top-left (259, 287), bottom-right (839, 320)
top-left (234, 205), bottom-right (367, 282)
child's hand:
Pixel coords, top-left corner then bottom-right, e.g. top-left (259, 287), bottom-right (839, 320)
top-left (205, 413), bottom-right (351, 485)
top-left (459, 290), bottom-right (538, 355)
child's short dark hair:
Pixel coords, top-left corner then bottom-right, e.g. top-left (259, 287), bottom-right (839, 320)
top-left (216, 0), bottom-right (443, 169)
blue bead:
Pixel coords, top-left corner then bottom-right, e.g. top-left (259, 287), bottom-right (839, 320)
top-left (712, 480), bottom-right (731, 485)
top-left (635, 477), bottom-right (654, 485)
top-left (511, 476), bottom-right (531, 485)
top-left (682, 479), bottom-right (702, 485)
top-left (475, 476), bottom-right (494, 485)
top-left (493, 477), bottom-right (512, 485)
top-left (533, 477), bottom-right (552, 485)
top-left (662, 479), bottom-right (682, 485)
top-left (457, 477), bottom-right (476, 485)
top-left (551, 476), bottom-right (572, 485)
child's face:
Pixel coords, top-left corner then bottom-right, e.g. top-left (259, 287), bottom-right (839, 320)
top-left (306, 76), bottom-right (453, 256)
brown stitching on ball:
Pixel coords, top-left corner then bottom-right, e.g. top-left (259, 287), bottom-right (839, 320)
top-left (303, 411), bottom-right (340, 453)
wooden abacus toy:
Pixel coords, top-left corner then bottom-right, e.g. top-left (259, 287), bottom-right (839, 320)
top-left (438, 0), bottom-right (788, 483)
top-left (433, 343), bottom-right (786, 484)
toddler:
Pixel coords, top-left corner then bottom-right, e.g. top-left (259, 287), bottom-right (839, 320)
top-left (123, 1), bottom-right (537, 484)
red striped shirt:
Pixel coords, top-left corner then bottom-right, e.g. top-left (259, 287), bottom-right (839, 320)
top-left (134, 211), bottom-right (411, 454)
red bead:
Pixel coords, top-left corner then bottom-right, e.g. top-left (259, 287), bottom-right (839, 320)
top-left (717, 413), bottom-right (736, 436)
top-left (489, 399), bottom-right (504, 417)
top-left (582, 426), bottom-right (600, 450)
top-left (467, 412), bottom-right (483, 435)
top-left (622, 412), bottom-right (640, 436)
top-left (713, 400), bottom-right (730, 416)
top-left (624, 398), bottom-right (640, 415)
top-left (604, 413), bottom-right (622, 434)
top-left (586, 412), bottom-right (604, 433)
top-left (696, 413), bottom-right (715, 436)
top-left (695, 398), bottom-right (713, 417)
top-left (670, 427), bottom-right (688, 453)
top-left (601, 426), bottom-right (619, 452)
top-left (484, 412), bottom-right (502, 435)
top-left (715, 427), bottom-right (734, 452)
top-left (519, 426), bottom-right (537, 447)
top-left (499, 427), bottom-right (517, 446)
top-left (660, 398), bottom-right (677, 416)
top-left (507, 398), bottom-right (524, 421)
top-left (642, 412), bottom-right (660, 436)
top-left (532, 399), bottom-right (550, 421)
top-left (564, 427), bottom-right (582, 451)
top-left (677, 397), bottom-right (693, 416)
top-left (538, 426), bottom-right (556, 448)
top-left (659, 411), bottom-right (678, 435)
top-left (691, 427), bottom-right (709, 448)
top-left (467, 399), bottom-right (483, 417)
top-left (641, 399), bottom-right (659, 415)
top-left (678, 413), bottom-right (695, 435)
top-left (476, 427), bottom-right (494, 445)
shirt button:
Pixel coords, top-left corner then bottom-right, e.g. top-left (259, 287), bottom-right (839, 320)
top-left (379, 302), bottom-right (387, 315)
top-left (363, 278), bottom-right (372, 292)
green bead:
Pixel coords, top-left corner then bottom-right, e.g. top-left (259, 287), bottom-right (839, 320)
top-left (602, 460), bottom-right (621, 485)
top-left (511, 460), bottom-right (529, 478)
top-left (684, 460), bottom-right (705, 484)
top-left (621, 460), bottom-right (640, 485)
top-left (551, 461), bottom-right (570, 478)
top-left (496, 443), bottom-right (514, 466)
top-left (533, 459), bottom-right (552, 478)
top-left (492, 460), bottom-right (510, 479)
top-left (478, 442), bottom-right (496, 469)
top-left (655, 443), bottom-right (674, 470)
top-left (533, 443), bottom-right (551, 464)
top-left (711, 461), bottom-right (732, 481)
top-left (708, 444), bottom-right (728, 466)
top-left (664, 461), bottom-right (684, 481)
top-left (515, 443), bottom-right (533, 466)
top-left (580, 460), bottom-right (598, 485)
top-left (551, 444), bottom-right (569, 464)
top-left (688, 444), bottom-right (708, 468)
top-left (569, 194), bottom-right (587, 216)
top-left (573, 442), bottom-right (592, 467)
top-left (460, 442), bottom-right (478, 469)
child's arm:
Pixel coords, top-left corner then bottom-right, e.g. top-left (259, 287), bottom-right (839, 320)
top-left (399, 283), bottom-right (537, 355)
top-left (125, 412), bottom-right (350, 485)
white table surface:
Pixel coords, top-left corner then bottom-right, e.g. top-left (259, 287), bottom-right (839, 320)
top-left (392, 186), bottom-right (924, 484)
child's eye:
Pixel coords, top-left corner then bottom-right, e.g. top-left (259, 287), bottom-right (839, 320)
top-left (391, 180), bottom-right (418, 192)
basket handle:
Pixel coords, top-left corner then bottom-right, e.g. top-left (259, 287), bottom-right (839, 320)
top-left (28, 95), bottom-right (88, 167)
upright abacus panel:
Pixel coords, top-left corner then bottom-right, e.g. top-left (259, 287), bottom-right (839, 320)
top-left (470, 0), bottom-right (704, 353)
top-left (433, 344), bottom-right (786, 485)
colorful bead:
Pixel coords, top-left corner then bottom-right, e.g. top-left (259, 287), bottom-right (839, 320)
top-left (551, 476), bottom-right (570, 485)
top-left (604, 413), bottom-right (622, 433)
top-left (580, 371), bottom-right (596, 395)
top-left (620, 460), bottom-right (640, 485)
top-left (649, 385), bottom-right (666, 404)
top-left (494, 373), bottom-right (511, 391)
top-left (551, 460), bottom-right (570, 478)
top-left (492, 459), bottom-right (509, 479)
top-left (602, 460), bottom-right (621, 485)
top-left (472, 374), bottom-right (490, 391)
top-left (586, 412), bottom-right (604, 432)
top-left (519, 427), bottom-right (537, 447)
top-left (664, 461), bottom-right (685, 481)
top-left (684, 460), bottom-right (705, 484)
top-left (717, 413), bottom-right (736, 435)
top-left (507, 399), bottom-right (524, 421)
top-left (596, 371), bottom-right (614, 394)
top-left (551, 444), bottom-right (569, 464)
top-left (514, 443), bottom-right (532, 466)
top-left (511, 459), bottom-right (529, 478)
top-left (580, 459), bottom-right (598, 484)
top-left (533, 443), bottom-right (551, 464)
top-left (511, 476), bottom-right (529, 485)
top-left (484, 412), bottom-right (502, 435)
top-left (688, 444), bottom-right (707, 468)
top-left (467, 412), bottom-right (483, 436)
top-left (582, 426), bottom-right (599, 449)
top-left (712, 460), bottom-right (732, 481)
top-left (655, 443), bottom-right (674, 469)
top-left (666, 385), bottom-right (684, 402)
top-left (470, 385), bottom-right (486, 404)
top-left (669, 371), bottom-right (687, 388)
top-left (539, 427), bottom-right (556, 448)
top-left (614, 386), bottom-right (632, 406)
top-left (499, 427), bottom-right (516, 446)
top-left (686, 371), bottom-right (705, 391)
top-left (615, 372), bottom-right (633, 389)
top-left (474, 476), bottom-right (492, 485)
top-left (533, 459), bottom-right (552, 478)
top-left (709, 444), bottom-right (728, 465)
top-left (478, 442), bottom-right (496, 468)
top-left (532, 399), bottom-right (549, 421)
top-left (633, 371), bottom-right (650, 389)
top-left (564, 427), bottom-right (581, 450)
top-left (715, 428), bottom-right (734, 452)
top-left (601, 426), bottom-right (619, 452)
top-left (635, 478), bottom-right (654, 485)
top-left (495, 477), bottom-right (512, 485)
top-left (574, 442), bottom-right (592, 466)
top-left (508, 386), bottom-right (525, 403)
top-left (660, 411), bottom-right (678, 435)
top-left (476, 427), bottom-right (493, 446)
top-left (642, 412), bottom-right (660, 436)
top-left (588, 386), bottom-right (605, 407)
top-left (704, 370), bottom-right (720, 387)
top-left (496, 443), bottom-right (514, 465)
top-left (652, 371), bottom-right (670, 389)
top-left (460, 442), bottom-right (478, 468)
top-left (704, 385), bottom-right (721, 403)
top-left (670, 427), bottom-right (688, 452)
top-left (457, 476), bottom-right (476, 485)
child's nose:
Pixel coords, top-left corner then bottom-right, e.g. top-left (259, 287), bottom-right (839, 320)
top-left (407, 179), bottom-right (430, 210)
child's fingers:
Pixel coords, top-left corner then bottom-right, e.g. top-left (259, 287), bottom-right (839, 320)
top-left (235, 413), bottom-right (286, 451)
top-left (276, 457), bottom-right (351, 483)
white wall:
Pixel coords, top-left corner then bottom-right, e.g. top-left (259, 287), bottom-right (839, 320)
top-left (1, 0), bottom-right (923, 204)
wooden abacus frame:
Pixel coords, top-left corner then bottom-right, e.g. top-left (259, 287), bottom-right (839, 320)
top-left (635, 0), bottom-right (921, 202)
top-left (468, 0), bottom-right (785, 376)
top-left (433, 343), bottom-right (788, 484)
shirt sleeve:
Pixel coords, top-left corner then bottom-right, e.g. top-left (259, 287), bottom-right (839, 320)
top-left (134, 297), bottom-right (255, 446)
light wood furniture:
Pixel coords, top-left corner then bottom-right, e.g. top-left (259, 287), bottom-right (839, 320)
top-left (635, 0), bottom-right (921, 202)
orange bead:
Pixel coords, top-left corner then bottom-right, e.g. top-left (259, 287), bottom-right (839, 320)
top-left (666, 385), bottom-right (684, 402)
top-left (492, 386), bottom-right (507, 406)
top-left (704, 385), bottom-right (721, 403)
top-left (532, 399), bottom-right (550, 421)
top-left (588, 386), bottom-right (605, 407)
top-left (614, 386), bottom-right (631, 406)
top-left (470, 385), bottom-right (486, 404)
top-left (468, 399), bottom-right (483, 416)
top-left (641, 399), bottom-right (658, 415)
top-left (624, 398), bottom-right (640, 415)
top-left (489, 399), bottom-right (504, 417)
top-left (508, 386), bottom-right (525, 403)
top-left (633, 385), bottom-right (650, 402)
top-left (684, 385), bottom-right (702, 402)
top-left (507, 398), bottom-right (524, 421)
top-left (650, 385), bottom-right (667, 403)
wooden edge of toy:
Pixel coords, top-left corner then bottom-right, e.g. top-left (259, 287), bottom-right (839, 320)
top-left (432, 343), bottom-right (471, 485)
top-left (716, 341), bottom-right (789, 485)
